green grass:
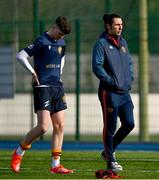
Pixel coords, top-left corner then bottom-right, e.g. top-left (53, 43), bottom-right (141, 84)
top-left (1, 150), bottom-right (159, 179)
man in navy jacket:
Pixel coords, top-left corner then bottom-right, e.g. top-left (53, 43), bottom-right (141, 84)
top-left (92, 13), bottom-right (135, 172)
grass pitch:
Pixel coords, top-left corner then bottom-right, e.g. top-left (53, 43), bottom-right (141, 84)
top-left (0, 150), bottom-right (159, 179)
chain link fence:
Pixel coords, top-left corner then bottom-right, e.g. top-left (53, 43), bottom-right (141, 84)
top-left (0, 0), bottom-right (159, 141)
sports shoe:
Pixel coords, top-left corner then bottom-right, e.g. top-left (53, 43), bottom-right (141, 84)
top-left (107, 161), bottom-right (123, 173)
top-left (11, 150), bottom-right (22, 173)
top-left (101, 150), bottom-right (116, 161)
top-left (50, 164), bottom-right (74, 174)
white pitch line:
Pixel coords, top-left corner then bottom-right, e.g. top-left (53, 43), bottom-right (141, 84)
top-left (1, 156), bottom-right (159, 162)
top-left (0, 167), bottom-right (30, 170)
top-left (119, 158), bottom-right (159, 162)
top-left (125, 170), bottom-right (159, 173)
top-left (1, 167), bottom-right (159, 174)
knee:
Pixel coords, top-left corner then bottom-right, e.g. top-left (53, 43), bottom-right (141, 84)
top-left (54, 122), bottom-right (64, 132)
top-left (38, 125), bottom-right (48, 134)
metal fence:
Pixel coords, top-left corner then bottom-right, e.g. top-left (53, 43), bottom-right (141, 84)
top-left (0, 0), bottom-right (159, 141)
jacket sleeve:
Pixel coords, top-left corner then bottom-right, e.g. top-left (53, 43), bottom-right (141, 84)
top-left (128, 54), bottom-right (134, 81)
top-left (92, 41), bottom-right (115, 85)
top-left (125, 40), bottom-right (134, 81)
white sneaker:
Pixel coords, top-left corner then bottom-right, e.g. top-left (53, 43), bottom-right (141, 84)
top-left (107, 161), bottom-right (123, 172)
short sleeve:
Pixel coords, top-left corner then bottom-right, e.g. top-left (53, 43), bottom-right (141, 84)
top-left (24, 39), bottom-right (43, 57)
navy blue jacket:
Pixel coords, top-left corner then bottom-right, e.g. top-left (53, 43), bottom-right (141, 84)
top-left (92, 32), bottom-right (133, 93)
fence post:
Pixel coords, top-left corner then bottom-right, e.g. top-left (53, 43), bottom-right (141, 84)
top-left (105, 0), bottom-right (112, 12)
top-left (75, 19), bottom-right (80, 141)
top-left (33, 0), bottom-right (39, 38)
top-left (139, 0), bottom-right (149, 141)
top-left (30, 0), bottom-right (39, 137)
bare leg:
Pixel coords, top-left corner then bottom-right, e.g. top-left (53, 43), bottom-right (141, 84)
top-left (11, 110), bottom-right (51, 173)
top-left (51, 110), bottom-right (65, 150)
top-left (50, 110), bottom-right (74, 173)
top-left (21, 110), bottom-right (51, 145)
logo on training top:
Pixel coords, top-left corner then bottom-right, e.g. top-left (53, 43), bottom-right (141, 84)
top-left (48, 45), bottom-right (51, 50)
top-left (109, 45), bottom-right (113, 49)
top-left (58, 46), bottom-right (62, 54)
top-left (27, 44), bottom-right (34, 49)
top-left (121, 46), bottom-right (127, 53)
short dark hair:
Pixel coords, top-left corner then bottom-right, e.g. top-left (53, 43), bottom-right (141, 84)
top-left (102, 13), bottom-right (121, 32)
top-left (55, 16), bottom-right (71, 34)
top-left (103, 13), bottom-right (121, 25)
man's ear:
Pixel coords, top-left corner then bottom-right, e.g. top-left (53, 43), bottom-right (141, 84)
top-left (106, 24), bottom-right (111, 32)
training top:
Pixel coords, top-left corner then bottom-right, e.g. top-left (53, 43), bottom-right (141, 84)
top-left (24, 32), bottom-right (66, 86)
top-left (92, 32), bottom-right (134, 93)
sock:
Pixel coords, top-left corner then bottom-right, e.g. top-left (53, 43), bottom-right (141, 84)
top-left (16, 143), bottom-right (31, 156)
top-left (51, 149), bottom-right (61, 168)
top-left (52, 157), bottom-right (60, 167)
top-left (16, 146), bottom-right (25, 156)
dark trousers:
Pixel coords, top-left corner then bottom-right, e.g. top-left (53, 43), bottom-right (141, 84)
top-left (98, 90), bottom-right (135, 162)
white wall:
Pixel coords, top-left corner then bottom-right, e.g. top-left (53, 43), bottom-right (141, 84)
top-left (0, 93), bottom-right (159, 136)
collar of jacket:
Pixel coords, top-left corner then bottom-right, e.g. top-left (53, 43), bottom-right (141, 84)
top-left (106, 34), bottom-right (121, 47)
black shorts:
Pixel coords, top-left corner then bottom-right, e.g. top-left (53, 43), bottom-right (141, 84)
top-left (33, 85), bottom-right (67, 113)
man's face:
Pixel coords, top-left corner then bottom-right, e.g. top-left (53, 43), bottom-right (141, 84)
top-left (107, 18), bottom-right (123, 36)
top-left (53, 25), bottom-right (65, 40)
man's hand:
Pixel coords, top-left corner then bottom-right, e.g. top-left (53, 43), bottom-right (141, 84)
top-left (32, 72), bottom-right (40, 86)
